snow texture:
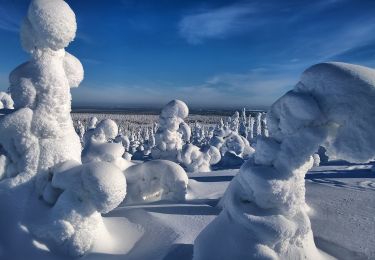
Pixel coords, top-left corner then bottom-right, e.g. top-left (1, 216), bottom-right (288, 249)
top-left (124, 160), bottom-right (188, 204)
top-left (194, 62), bottom-right (375, 260)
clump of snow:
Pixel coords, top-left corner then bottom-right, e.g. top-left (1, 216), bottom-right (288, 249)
top-left (194, 62), bottom-right (375, 260)
top-left (0, 92), bottom-right (14, 109)
top-left (21, 0), bottom-right (76, 52)
top-left (151, 100), bottom-right (191, 162)
top-left (178, 144), bottom-right (221, 172)
top-left (124, 160), bottom-right (188, 204)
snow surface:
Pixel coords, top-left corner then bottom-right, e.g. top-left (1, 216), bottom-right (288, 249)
top-left (0, 162), bottom-right (373, 259)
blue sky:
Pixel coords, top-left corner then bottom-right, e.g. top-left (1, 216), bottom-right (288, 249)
top-left (0, 0), bottom-right (375, 109)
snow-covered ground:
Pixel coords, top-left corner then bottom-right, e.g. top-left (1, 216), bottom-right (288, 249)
top-left (1, 161), bottom-right (372, 260)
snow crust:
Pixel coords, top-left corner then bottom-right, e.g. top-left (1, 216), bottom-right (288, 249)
top-left (194, 62), bottom-right (375, 260)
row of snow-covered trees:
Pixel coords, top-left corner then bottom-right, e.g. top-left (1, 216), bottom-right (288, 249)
top-left (73, 104), bottom-right (270, 172)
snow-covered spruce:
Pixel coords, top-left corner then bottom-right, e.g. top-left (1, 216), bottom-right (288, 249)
top-left (151, 100), bottom-right (190, 162)
top-left (0, 92), bottom-right (14, 109)
top-left (178, 144), bottom-right (221, 172)
top-left (124, 159), bottom-right (188, 204)
top-left (0, 0), bottom-right (129, 257)
top-left (194, 62), bottom-right (375, 260)
top-left (0, 0), bottom-right (82, 189)
top-left (209, 115), bottom-right (255, 168)
top-left (82, 118), bottom-right (134, 171)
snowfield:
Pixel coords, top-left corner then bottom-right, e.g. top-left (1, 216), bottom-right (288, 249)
top-left (1, 0), bottom-right (375, 259)
top-left (0, 161), bottom-right (373, 260)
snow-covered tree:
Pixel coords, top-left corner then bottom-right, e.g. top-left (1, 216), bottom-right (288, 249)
top-left (151, 99), bottom-right (190, 162)
top-left (0, 92), bottom-right (14, 109)
top-left (0, 0), bottom-right (83, 189)
top-left (239, 108), bottom-right (248, 138)
top-left (76, 120), bottom-right (85, 143)
top-left (178, 144), bottom-right (221, 172)
top-left (230, 111), bottom-right (240, 133)
top-left (88, 116), bottom-right (98, 129)
top-left (253, 112), bottom-right (262, 137)
top-left (194, 62), bottom-right (375, 260)
top-left (247, 114), bottom-right (255, 141)
top-left (0, 1), bottom-right (126, 256)
top-left (261, 112), bottom-right (269, 137)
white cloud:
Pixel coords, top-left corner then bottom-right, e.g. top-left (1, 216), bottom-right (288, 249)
top-left (178, 3), bottom-right (257, 44)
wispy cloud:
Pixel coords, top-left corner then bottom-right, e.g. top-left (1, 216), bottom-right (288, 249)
top-left (0, 7), bottom-right (21, 33)
top-left (73, 68), bottom-right (297, 108)
top-left (178, 3), bottom-right (258, 44)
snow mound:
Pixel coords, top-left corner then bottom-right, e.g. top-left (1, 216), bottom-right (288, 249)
top-left (35, 161), bottom-right (126, 256)
top-left (124, 160), bottom-right (188, 204)
top-left (194, 62), bottom-right (375, 260)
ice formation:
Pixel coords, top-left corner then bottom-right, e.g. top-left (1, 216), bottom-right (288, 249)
top-left (124, 159), bottom-right (188, 204)
top-left (194, 62), bottom-right (375, 260)
top-left (151, 100), bottom-right (190, 162)
top-left (0, 0), bottom-right (128, 257)
top-left (178, 144), bottom-right (221, 172)
top-left (0, 92), bottom-right (14, 109)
